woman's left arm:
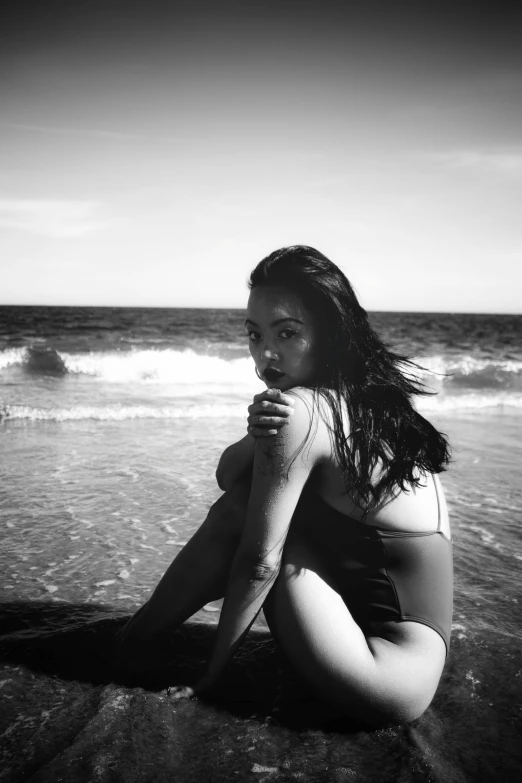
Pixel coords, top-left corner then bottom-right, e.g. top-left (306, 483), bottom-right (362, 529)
top-left (196, 392), bottom-right (326, 692)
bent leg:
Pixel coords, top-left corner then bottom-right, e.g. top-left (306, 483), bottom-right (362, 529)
top-left (264, 536), bottom-right (446, 727)
top-left (117, 478), bottom-right (250, 660)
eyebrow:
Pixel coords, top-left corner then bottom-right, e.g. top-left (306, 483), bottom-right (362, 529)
top-left (245, 317), bottom-right (304, 328)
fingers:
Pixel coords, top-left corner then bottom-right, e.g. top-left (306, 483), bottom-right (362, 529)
top-left (247, 425), bottom-right (279, 437)
top-left (247, 408), bottom-right (294, 437)
top-left (249, 402), bottom-right (295, 417)
top-left (253, 388), bottom-right (294, 406)
top-left (248, 394), bottom-right (294, 420)
top-left (249, 415), bottom-right (289, 426)
top-left (247, 388), bottom-right (295, 438)
top-left (247, 416), bottom-right (290, 437)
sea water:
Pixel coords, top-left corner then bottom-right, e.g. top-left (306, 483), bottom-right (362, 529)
top-left (1, 306), bottom-right (521, 782)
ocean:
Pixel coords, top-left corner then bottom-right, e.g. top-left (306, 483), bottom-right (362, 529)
top-left (0, 306), bottom-right (521, 782)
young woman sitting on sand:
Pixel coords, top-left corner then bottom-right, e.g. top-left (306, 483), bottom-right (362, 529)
top-left (117, 245), bottom-right (452, 727)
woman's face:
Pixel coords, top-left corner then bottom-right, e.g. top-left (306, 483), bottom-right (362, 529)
top-left (245, 286), bottom-right (318, 391)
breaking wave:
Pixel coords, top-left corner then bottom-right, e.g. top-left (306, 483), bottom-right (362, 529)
top-left (0, 347), bottom-right (254, 386)
top-left (2, 346), bottom-right (522, 388)
top-left (1, 347), bottom-right (522, 416)
top-left (415, 355), bottom-right (522, 390)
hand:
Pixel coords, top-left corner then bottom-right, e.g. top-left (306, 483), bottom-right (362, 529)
top-left (166, 684), bottom-right (195, 700)
top-left (166, 673), bottom-right (217, 700)
top-left (247, 388), bottom-right (294, 437)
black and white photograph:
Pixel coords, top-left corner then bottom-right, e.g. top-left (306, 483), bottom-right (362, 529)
top-left (1, 1), bottom-right (521, 780)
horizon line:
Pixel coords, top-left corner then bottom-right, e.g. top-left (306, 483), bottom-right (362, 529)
top-left (0, 303), bottom-right (520, 317)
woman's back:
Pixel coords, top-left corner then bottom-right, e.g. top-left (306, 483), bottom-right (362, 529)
top-left (296, 389), bottom-right (451, 539)
top-left (285, 393), bottom-right (453, 655)
top-left (316, 461), bottom-right (450, 537)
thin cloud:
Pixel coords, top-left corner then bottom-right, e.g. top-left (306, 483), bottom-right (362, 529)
top-left (0, 199), bottom-right (107, 237)
top-left (428, 148), bottom-right (522, 178)
top-left (0, 122), bottom-right (186, 145)
top-left (0, 122), bottom-right (146, 141)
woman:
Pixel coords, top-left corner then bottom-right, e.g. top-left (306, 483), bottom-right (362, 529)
top-left (117, 245), bottom-right (452, 727)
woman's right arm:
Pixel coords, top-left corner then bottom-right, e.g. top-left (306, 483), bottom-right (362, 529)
top-left (216, 389), bottom-right (295, 491)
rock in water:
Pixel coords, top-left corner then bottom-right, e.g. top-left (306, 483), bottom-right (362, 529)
top-left (25, 346), bottom-right (67, 375)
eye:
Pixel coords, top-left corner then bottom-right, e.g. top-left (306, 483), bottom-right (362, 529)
top-left (279, 329), bottom-right (296, 339)
top-left (247, 330), bottom-right (261, 342)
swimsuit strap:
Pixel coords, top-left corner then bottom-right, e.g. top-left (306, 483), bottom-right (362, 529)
top-left (433, 474), bottom-right (442, 532)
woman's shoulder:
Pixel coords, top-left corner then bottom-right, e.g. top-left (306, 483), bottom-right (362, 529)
top-left (286, 387), bottom-right (344, 430)
top-left (281, 387), bottom-right (336, 453)
top-left (285, 386), bottom-right (316, 413)
top-left (254, 389), bottom-right (332, 475)
top-left (285, 386), bottom-right (323, 420)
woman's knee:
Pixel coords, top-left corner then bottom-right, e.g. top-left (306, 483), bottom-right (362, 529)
top-left (312, 648), bottom-right (437, 727)
top-left (205, 481), bottom-right (250, 538)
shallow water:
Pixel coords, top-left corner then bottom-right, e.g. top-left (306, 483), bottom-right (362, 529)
top-left (1, 412), bottom-right (521, 782)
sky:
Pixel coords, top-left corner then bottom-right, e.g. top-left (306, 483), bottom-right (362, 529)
top-left (1, 0), bottom-right (521, 313)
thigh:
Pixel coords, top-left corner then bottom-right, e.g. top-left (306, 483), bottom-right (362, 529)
top-left (264, 537), bottom-right (446, 727)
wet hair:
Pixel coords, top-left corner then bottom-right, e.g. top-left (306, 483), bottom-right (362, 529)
top-left (248, 245), bottom-right (450, 505)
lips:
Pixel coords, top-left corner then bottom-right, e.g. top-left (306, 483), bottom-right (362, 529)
top-left (263, 367), bottom-right (285, 382)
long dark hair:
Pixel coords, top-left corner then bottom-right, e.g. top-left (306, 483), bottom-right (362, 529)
top-left (248, 245), bottom-right (450, 505)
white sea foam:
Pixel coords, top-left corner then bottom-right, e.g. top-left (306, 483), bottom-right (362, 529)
top-left (1, 403), bottom-right (246, 421)
top-left (0, 346), bottom-right (258, 389)
top-left (2, 392), bottom-right (522, 422)
top-left (414, 354), bottom-right (522, 375)
top-left (416, 392), bottom-right (522, 412)
top-left (0, 347), bottom-right (27, 370)
top-left (2, 346), bottom-right (522, 417)
top-left (61, 349), bottom-right (255, 385)
top-left (0, 348), bottom-right (522, 396)
top-left (2, 346), bottom-right (521, 384)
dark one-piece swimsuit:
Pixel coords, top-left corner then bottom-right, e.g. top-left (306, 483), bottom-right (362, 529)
top-left (292, 477), bottom-right (453, 654)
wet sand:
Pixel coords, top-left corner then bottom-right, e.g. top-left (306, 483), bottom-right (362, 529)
top-left (0, 600), bottom-right (521, 783)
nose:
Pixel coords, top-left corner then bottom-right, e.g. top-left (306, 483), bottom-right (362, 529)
top-left (261, 340), bottom-right (279, 361)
